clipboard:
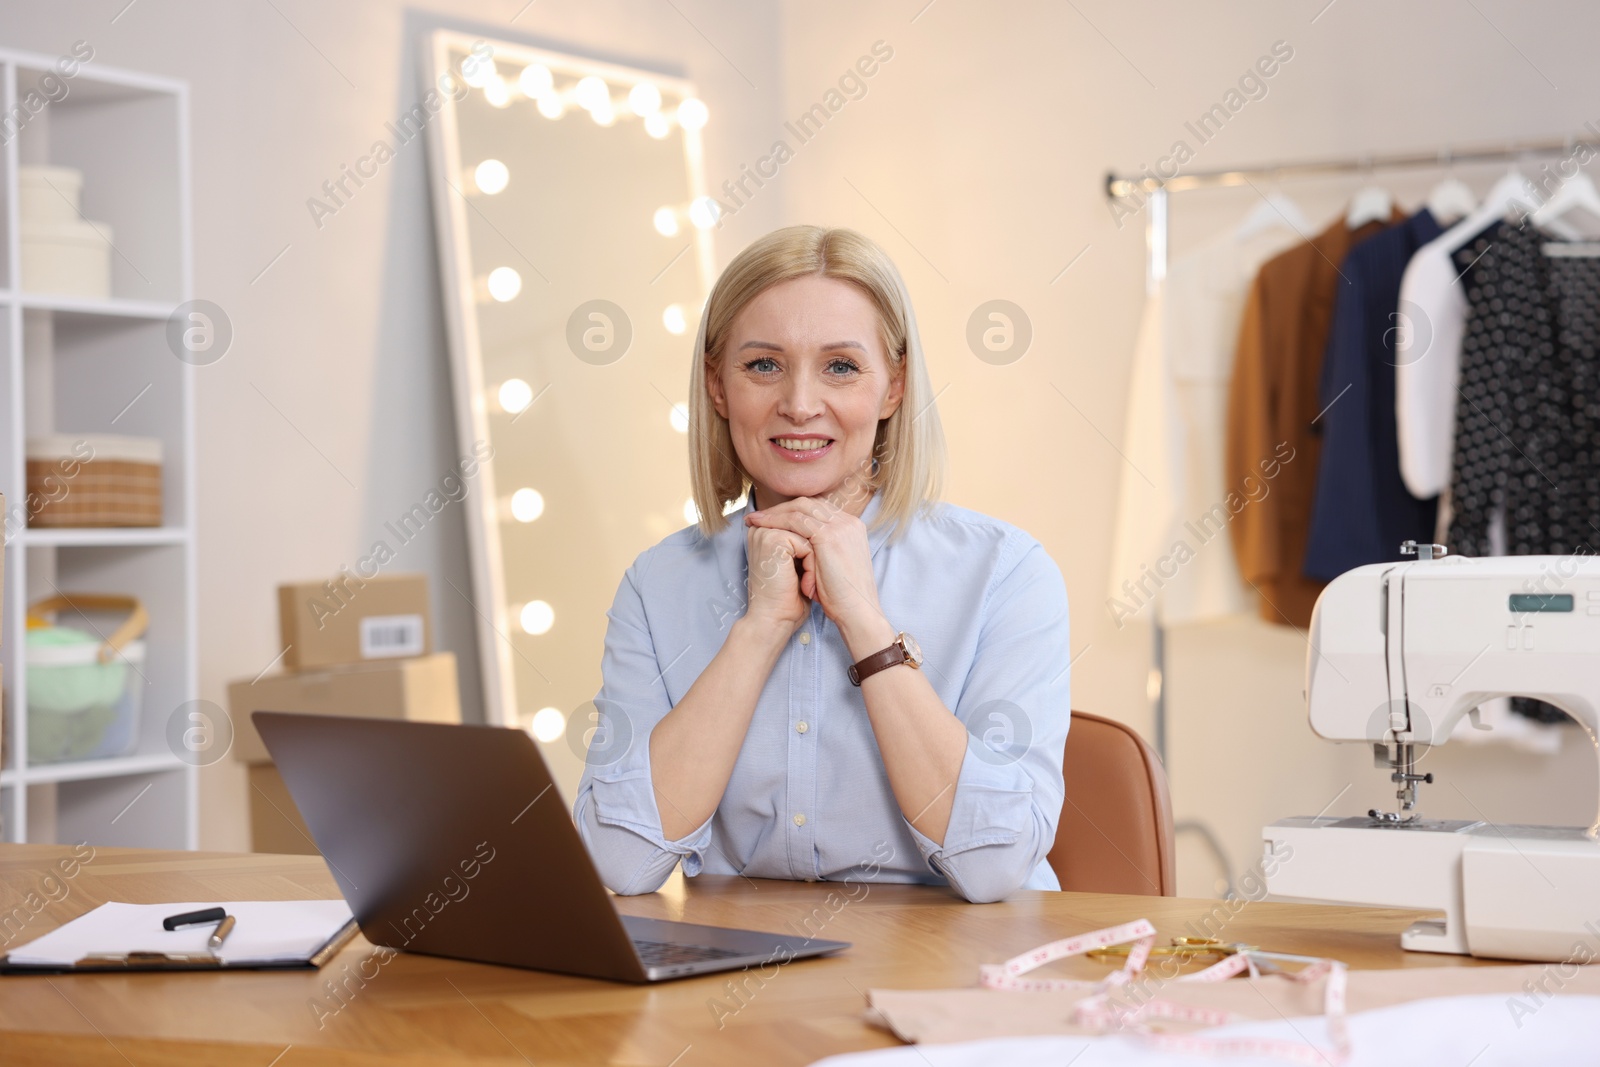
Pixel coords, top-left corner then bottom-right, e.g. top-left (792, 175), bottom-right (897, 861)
top-left (0, 900), bottom-right (361, 975)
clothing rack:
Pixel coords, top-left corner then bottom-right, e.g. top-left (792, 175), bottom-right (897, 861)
top-left (1102, 131), bottom-right (1596, 897)
top-left (1106, 132), bottom-right (1598, 200)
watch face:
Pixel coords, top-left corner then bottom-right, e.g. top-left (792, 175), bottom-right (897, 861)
top-left (899, 632), bottom-right (923, 666)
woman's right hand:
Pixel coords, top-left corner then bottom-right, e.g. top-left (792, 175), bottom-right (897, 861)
top-left (745, 525), bottom-right (812, 632)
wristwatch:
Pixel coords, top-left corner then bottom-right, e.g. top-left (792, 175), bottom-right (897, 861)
top-left (848, 632), bottom-right (923, 686)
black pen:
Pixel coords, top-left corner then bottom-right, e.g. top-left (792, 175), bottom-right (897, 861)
top-left (163, 906), bottom-right (226, 931)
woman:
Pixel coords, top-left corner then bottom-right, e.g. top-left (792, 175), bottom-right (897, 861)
top-left (573, 225), bottom-right (1071, 903)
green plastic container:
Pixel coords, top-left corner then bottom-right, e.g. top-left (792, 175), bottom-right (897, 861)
top-left (26, 626), bottom-right (147, 764)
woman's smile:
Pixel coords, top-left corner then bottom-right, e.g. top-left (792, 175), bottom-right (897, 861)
top-left (770, 435), bottom-right (835, 461)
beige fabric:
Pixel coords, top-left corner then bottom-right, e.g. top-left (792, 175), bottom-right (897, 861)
top-left (867, 964), bottom-right (1600, 1045)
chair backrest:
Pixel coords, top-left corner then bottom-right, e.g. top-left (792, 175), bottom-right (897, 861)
top-left (1048, 710), bottom-right (1175, 896)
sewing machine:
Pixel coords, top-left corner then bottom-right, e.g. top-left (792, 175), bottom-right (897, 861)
top-left (1264, 543), bottom-right (1600, 963)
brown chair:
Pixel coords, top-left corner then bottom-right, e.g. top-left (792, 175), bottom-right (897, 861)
top-left (1047, 710), bottom-right (1176, 896)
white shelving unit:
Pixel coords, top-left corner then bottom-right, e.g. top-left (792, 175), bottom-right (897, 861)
top-left (0, 48), bottom-right (196, 849)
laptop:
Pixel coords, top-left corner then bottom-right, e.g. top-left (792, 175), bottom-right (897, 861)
top-left (252, 712), bottom-right (850, 982)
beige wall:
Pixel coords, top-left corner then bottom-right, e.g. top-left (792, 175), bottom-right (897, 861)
top-left (5, 1), bottom-right (1597, 889)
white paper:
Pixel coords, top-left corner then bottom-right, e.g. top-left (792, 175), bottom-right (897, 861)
top-left (5, 900), bottom-right (353, 966)
top-left (812, 994), bottom-right (1600, 1066)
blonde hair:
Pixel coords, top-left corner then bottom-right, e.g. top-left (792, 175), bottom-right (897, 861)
top-left (688, 225), bottom-right (946, 541)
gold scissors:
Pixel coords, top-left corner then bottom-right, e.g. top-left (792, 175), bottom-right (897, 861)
top-left (1086, 936), bottom-right (1250, 963)
top-left (1087, 937), bottom-right (1330, 976)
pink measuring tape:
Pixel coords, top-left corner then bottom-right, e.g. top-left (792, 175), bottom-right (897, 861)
top-left (978, 918), bottom-right (1350, 1064)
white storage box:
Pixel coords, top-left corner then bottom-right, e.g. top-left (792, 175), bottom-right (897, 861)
top-left (19, 165), bottom-right (86, 226)
top-left (22, 220), bottom-right (113, 299)
top-left (20, 164), bottom-right (113, 298)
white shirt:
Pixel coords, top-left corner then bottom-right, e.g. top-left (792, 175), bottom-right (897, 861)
top-left (1107, 225), bottom-right (1298, 626)
top-left (1394, 173), bottom-right (1540, 498)
top-left (573, 491), bottom-right (1073, 903)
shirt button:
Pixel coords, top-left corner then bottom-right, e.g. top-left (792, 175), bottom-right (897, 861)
top-left (796, 721), bottom-right (809, 734)
top-left (793, 813), bottom-right (807, 827)
top-left (799, 631), bottom-right (811, 644)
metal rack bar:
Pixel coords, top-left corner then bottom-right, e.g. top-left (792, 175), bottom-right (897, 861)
top-left (1105, 131), bottom-right (1598, 200)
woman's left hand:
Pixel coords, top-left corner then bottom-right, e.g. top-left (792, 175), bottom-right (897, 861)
top-left (745, 497), bottom-right (886, 636)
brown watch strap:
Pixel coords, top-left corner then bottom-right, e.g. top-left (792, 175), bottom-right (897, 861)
top-left (848, 642), bottom-right (906, 686)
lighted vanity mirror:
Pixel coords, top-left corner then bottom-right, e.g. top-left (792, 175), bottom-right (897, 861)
top-left (422, 29), bottom-right (714, 797)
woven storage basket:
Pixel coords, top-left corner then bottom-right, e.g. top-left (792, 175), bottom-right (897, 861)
top-left (26, 433), bottom-right (163, 528)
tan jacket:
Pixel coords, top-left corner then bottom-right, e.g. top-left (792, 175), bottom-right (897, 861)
top-left (1225, 210), bottom-right (1400, 628)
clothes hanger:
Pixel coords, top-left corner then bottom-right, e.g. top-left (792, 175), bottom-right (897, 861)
top-left (1235, 187), bottom-right (1311, 241)
top-left (1345, 157), bottom-right (1394, 228)
top-left (1425, 147), bottom-right (1477, 226)
top-left (1529, 139), bottom-right (1600, 239)
top-left (1436, 160), bottom-right (1540, 255)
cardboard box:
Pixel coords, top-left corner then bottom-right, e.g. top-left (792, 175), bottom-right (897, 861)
top-left (248, 762), bottom-right (319, 855)
top-left (278, 573), bottom-right (431, 671)
top-left (227, 651), bottom-right (460, 764)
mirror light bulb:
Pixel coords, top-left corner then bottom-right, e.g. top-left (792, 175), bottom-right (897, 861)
top-left (529, 706), bottom-right (566, 742)
top-left (487, 267), bottom-right (522, 302)
top-left (644, 112), bottom-right (671, 139)
top-left (677, 97), bottom-right (708, 131)
top-left (497, 378), bottom-right (533, 414)
top-left (653, 206), bottom-right (679, 237)
top-left (462, 55), bottom-right (496, 89)
top-left (510, 487), bottom-right (545, 522)
top-left (474, 159), bottom-right (509, 195)
top-left (688, 196), bottom-right (721, 230)
top-left (629, 82), bottom-right (662, 116)
top-left (662, 304), bottom-right (687, 335)
top-left (483, 75), bottom-right (512, 108)
top-left (591, 101), bottom-right (616, 127)
top-left (519, 64), bottom-right (553, 98)
top-left (520, 600), bottom-right (555, 635)
top-left (669, 403), bottom-right (690, 433)
top-left (575, 75), bottom-right (609, 111)
top-left (536, 92), bottom-right (564, 119)
top-left (683, 499), bottom-right (699, 525)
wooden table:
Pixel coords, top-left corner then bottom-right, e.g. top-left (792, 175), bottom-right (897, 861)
top-left (0, 844), bottom-right (1503, 1066)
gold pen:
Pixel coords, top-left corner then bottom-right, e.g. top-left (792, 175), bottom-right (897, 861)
top-left (208, 914), bottom-right (236, 951)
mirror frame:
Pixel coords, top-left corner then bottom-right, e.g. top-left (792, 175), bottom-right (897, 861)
top-left (421, 28), bottom-right (714, 726)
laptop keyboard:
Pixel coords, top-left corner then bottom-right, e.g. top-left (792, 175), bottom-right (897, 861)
top-left (633, 939), bottom-right (746, 967)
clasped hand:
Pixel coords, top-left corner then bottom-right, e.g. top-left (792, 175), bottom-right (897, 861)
top-left (743, 497), bottom-right (884, 635)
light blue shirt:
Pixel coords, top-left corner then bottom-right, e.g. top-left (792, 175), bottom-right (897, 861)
top-left (572, 490), bottom-right (1071, 903)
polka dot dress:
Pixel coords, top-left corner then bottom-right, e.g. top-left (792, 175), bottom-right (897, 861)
top-left (1448, 219), bottom-right (1600, 557)
top-left (1447, 218), bottom-right (1600, 723)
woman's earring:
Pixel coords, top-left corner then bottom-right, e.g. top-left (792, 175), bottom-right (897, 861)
top-left (869, 457), bottom-right (881, 478)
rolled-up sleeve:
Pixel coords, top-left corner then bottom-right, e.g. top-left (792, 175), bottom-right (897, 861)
top-left (905, 537), bottom-right (1071, 903)
top-left (573, 562), bottom-right (713, 895)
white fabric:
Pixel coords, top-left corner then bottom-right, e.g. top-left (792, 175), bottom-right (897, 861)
top-left (815, 994), bottom-right (1600, 1066)
top-left (1108, 227), bottom-right (1298, 626)
top-left (1395, 172), bottom-right (1540, 498)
